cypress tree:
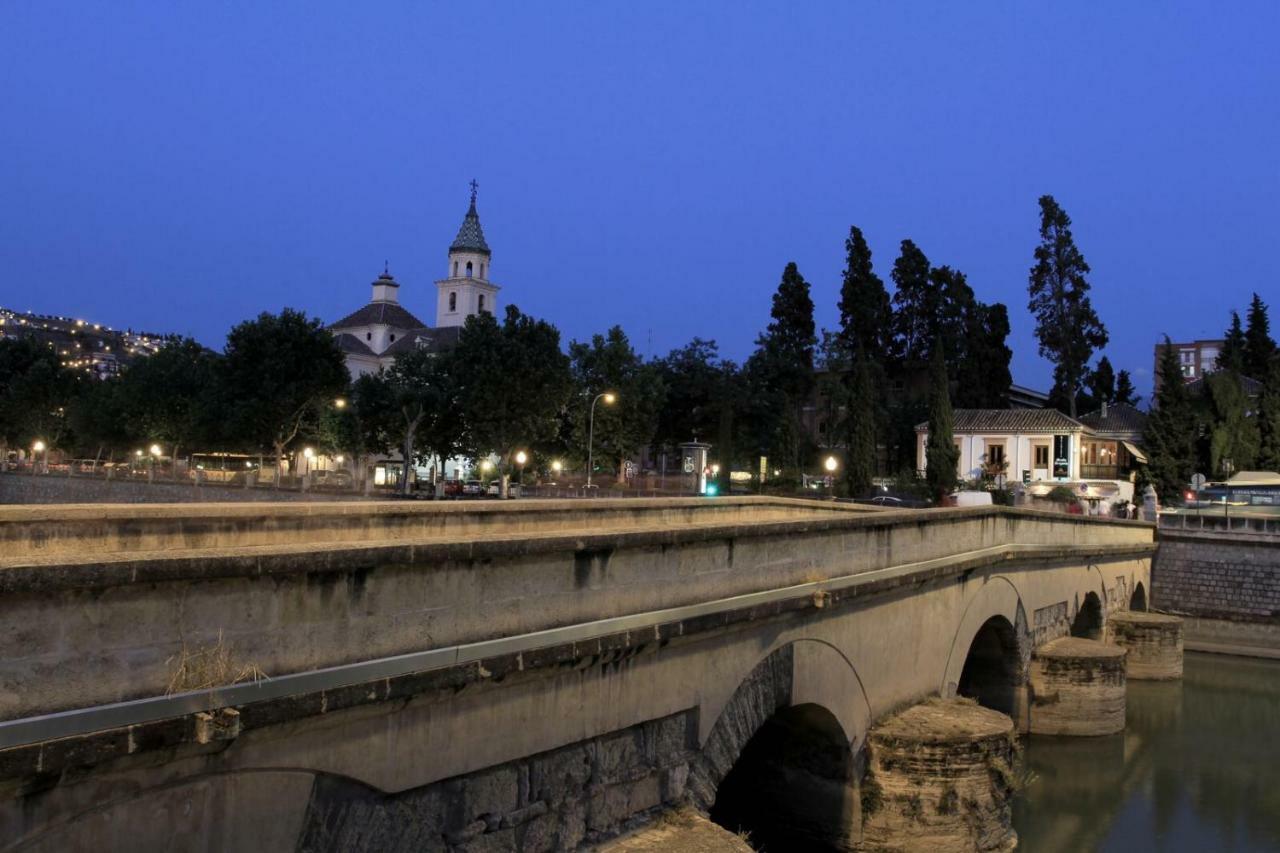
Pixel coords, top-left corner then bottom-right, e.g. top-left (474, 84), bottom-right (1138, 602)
top-left (1219, 311), bottom-right (1247, 375)
top-left (1258, 357), bottom-right (1280, 471)
top-left (837, 226), bottom-right (892, 358)
top-left (1087, 356), bottom-right (1116, 406)
top-left (1244, 293), bottom-right (1277, 380)
top-left (924, 343), bottom-right (959, 501)
top-left (956, 302), bottom-right (1012, 408)
top-left (753, 262), bottom-right (817, 474)
top-left (890, 239), bottom-right (936, 364)
top-left (1115, 370), bottom-right (1139, 407)
top-left (1144, 336), bottom-right (1198, 505)
top-left (1027, 195), bottom-right (1109, 417)
top-left (843, 347), bottom-right (877, 497)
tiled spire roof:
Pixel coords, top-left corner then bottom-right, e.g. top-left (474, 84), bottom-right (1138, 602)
top-left (449, 184), bottom-right (491, 256)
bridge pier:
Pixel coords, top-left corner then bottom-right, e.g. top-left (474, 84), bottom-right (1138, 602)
top-left (1108, 611), bottom-right (1184, 680)
top-left (860, 699), bottom-right (1017, 853)
top-left (1027, 637), bottom-right (1127, 736)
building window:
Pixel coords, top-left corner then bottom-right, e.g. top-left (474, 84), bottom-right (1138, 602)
top-left (390, 334), bottom-right (396, 342)
top-left (453, 261), bottom-right (458, 277)
top-left (478, 294), bottom-right (486, 312)
top-left (1034, 445), bottom-right (1050, 467)
top-left (986, 443), bottom-right (1005, 466)
top-left (466, 261), bottom-right (473, 278)
top-left (449, 292), bottom-right (457, 312)
top-left (365, 332), bottom-right (371, 341)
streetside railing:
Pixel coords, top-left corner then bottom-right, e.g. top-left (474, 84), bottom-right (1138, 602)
top-left (1158, 511), bottom-right (1280, 537)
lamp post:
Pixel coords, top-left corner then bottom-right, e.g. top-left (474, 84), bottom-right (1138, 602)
top-left (586, 391), bottom-right (617, 489)
top-left (824, 455), bottom-right (839, 499)
top-left (31, 440), bottom-right (45, 476)
top-left (514, 450), bottom-right (528, 492)
top-left (149, 443), bottom-right (162, 483)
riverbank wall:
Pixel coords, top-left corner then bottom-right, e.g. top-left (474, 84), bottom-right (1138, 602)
top-left (1152, 527), bottom-right (1280, 658)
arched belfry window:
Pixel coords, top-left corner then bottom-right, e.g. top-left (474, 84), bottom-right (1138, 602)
top-left (480, 263), bottom-right (486, 279)
top-left (449, 292), bottom-right (457, 312)
top-left (466, 261), bottom-right (473, 278)
top-left (453, 261), bottom-right (458, 277)
top-left (478, 294), bottom-right (486, 313)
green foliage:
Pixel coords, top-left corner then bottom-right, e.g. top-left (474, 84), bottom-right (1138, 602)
top-left (890, 239), bottom-right (936, 364)
top-left (1046, 485), bottom-right (1079, 504)
top-left (1244, 293), bottom-right (1276, 380)
top-left (66, 376), bottom-right (130, 459)
top-left (1027, 195), bottom-right (1109, 417)
top-left (568, 326), bottom-right (664, 479)
top-left (1219, 311), bottom-right (1247, 375)
top-left (363, 348), bottom-right (467, 493)
top-left (956, 301), bottom-right (1013, 408)
top-left (1257, 357), bottom-right (1280, 471)
top-left (1115, 370), bottom-right (1139, 407)
top-left (0, 337), bottom-right (83, 451)
top-left (116, 338), bottom-right (219, 456)
top-left (220, 309), bottom-right (349, 462)
top-left (747, 262), bottom-right (817, 473)
top-left (842, 348), bottom-right (877, 497)
top-left (653, 338), bottom-right (723, 448)
top-left (1087, 356), bottom-right (1116, 406)
top-left (837, 226), bottom-right (892, 358)
top-left (924, 344), bottom-right (959, 500)
top-left (452, 305), bottom-right (572, 489)
top-left (1204, 370), bottom-right (1259, 476)
top-left (1144, 336), bottom-right (1198, 505)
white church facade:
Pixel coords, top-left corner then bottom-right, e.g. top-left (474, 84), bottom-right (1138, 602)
top-left (330, 184), bottom-right (501, 380)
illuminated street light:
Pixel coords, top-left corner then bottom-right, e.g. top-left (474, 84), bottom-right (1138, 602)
top-left (303, 447), bottom-right (315, 459)
top-left (586, 391), bottom-right (618, 489)
top-left (334, 398), bottom-right (347, 409)
top-left (551, 460), bottom-right (563, 474)
top-left (515, 450), bottom-right (528, 466)
top-left (149, 444), bottom-right (162, 457)
top-left (32, 440), bottom-right (45, 453)
top-left (135, 449), bottom-right (144, 458)
top-left (824, 456), bottom-right (839, 473)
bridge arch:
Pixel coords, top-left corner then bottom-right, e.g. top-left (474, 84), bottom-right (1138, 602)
top-left (689, 641), bottom-right (868, 850)
top-left (1130, 581), bottom-right (1148, 611)
top-left (941, 574), bottom-right (1028, 709)
top-left (1071, 590), bottom-right (1105, 639)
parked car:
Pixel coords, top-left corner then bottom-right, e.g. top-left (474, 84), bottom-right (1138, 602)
top-left (462, 479), bottom-right (485, 497)
top-left (441, 479), bottom-right (464, 498)
top-left (487, 480), bottom-right (522, 498)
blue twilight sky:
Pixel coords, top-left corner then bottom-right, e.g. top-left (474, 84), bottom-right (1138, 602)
top-left (2, 3), bottom-right (1277, 399)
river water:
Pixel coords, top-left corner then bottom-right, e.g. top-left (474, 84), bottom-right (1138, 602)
top-left (1012, 651), bottom-right (1280, 852)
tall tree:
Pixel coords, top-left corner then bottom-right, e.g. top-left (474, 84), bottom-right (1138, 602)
top-left (0, 337), bottom-right (83, 456)
top-left (1219, 311), bottom-right (1247, 375)
top-left (1257, 356), bottom-right (1280, 471)
top-left (220, 309), bottom-right (349, 483)
top-left (955, 302), bottom-right (1013, 408)
top-left (568, 326), bottom-right (665, 482)
top-left (1087, 356), bottom-right (1117, 407)
top-left (118, 338), bottom-right (219, 472)
top-left (750, 262), bottom-right (817, 473)
top-left (381, 349), bottom-right (467, 495)
top-left (1027, 195), bottom-right (1109, 417)
top-left (1204, 370), bottom-right (1259, 477)
top-left (1144, 336), bottom-right (1198, 505)
top-left (1244, 293), bottom-right (1277, 379)
top-left (890, 239), bottom-right (937, 364)
top-left (1114, 370), bottom-right (1139, 407)
top-left (653, 338), bottom-right (723, 451)
top-left (924, 343), bottom-right (959, 501)
top-left (66, 375), bottom-right (130, 466)
top-left (843, 348), bottom-right (877, 497)
top-left (837, 226), bottom-right (892, 358)
top-left (452, 305), bottom-right (572, 496)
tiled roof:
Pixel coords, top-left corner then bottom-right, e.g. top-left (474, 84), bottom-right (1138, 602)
top-left (381, 325), bottom-right (464, 357)
top-left (331, 301), bottom-right (427, 331)
top-left (449, 200), bottom-right (491, 256)
top-left (1077, 403), bottom-right (1148, 436)
top-left (334, 332), bottom-right (377, 357)
top-left (915, 408), bottom-right (1085, 433)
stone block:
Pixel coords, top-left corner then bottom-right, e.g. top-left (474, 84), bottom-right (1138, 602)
top-left (529, 744), bottom-right (593, 803)
top-left (460, 766), bottom-right (519, 823)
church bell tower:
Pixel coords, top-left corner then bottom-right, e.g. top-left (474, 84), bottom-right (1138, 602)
top-left (436, 180), bottom-right (501, 328)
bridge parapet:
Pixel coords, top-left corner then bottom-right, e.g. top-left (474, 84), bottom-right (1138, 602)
top-left (0, 499), bottom-right (1153, 726)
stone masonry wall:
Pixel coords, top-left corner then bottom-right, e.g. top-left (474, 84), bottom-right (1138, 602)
top-left (295, 710), bottom-right (699, 852)
top-left (1153, 531), bottom-right (1280, 623)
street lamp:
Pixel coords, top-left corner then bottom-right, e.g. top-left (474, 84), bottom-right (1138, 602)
top-left (586, 391), bottom-right (617, 489)
top-left (334, 398), bottom-right (347, 410)
top-left (514, 450), bottom-right (528, 487)
top-left (31, 440), bottom-right (46, 475)
top-left (551, 459), bottom-right (563, 480)
top-left (150, 444), bottom-right (162, 458)
top-left (824, 455), bottom-right (839, 499)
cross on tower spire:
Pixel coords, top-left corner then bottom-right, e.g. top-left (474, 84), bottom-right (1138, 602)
top-left (469, 178), bottom-right (479, 206)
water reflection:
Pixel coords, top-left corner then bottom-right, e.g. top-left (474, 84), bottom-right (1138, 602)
top-left (1013, 653), bottom-right (1280, 852)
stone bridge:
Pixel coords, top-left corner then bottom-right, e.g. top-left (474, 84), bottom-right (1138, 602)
top-left (0, 498), bottom-right (1155, 851)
